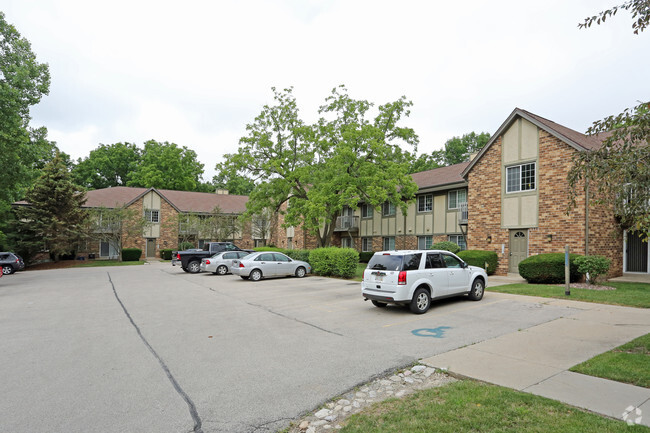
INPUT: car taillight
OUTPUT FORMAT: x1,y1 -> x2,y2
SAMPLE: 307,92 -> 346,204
176,253 -> 181,260
238,262 -> 245,268
205,260 -> 210,265
398,271 -> 407,285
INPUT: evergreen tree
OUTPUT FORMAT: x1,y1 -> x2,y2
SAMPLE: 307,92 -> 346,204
16,152 -> 87,260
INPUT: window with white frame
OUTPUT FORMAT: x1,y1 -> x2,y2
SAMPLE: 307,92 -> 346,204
417,194 -> 433,212
341,237 -> 352,248
448,189 -> 467,209
448,234 -> 466,251
418,235 -> 433,250
382,202 -> 396,216
383,237 -> 395,250
362,237 -> 372,252
361,204 -> 373,218
145,209 -> 160,223
506,162 -> 536,193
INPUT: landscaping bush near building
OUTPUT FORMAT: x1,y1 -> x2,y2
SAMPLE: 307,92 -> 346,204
309,247 -> 359,278
431,241 -> 461,254
253,246 -> 284,252
359,252 -> 374,263
518,253 -> 582,284
457,250 -> 499,275
159,249 -> 174,260
574,255 -> 611,284
179,241 -> 194,251
122,248 -> 142,261
284,249 -> 310,262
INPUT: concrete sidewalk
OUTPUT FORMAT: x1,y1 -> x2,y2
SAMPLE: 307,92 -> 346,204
421,293 -> 650,427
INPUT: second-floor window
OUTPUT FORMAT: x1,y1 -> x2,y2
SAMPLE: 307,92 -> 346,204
448,189 -> 467,209
506,162 -> 536,193
361,204 -> 373,218
417,194 -> 433,212
145,209 -> 160,223
382,202 -> 396,217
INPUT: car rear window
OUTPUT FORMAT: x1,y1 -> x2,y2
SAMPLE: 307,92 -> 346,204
367,253 -> 422,271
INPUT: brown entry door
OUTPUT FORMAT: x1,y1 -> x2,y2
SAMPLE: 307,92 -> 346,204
509,230 -> 528,273
146,239 -> 156,258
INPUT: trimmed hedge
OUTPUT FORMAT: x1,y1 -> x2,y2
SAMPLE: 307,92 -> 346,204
160,249 -> 174,260
359,252 -> 374,263
518,253 -> 582,284
179,241 -> 194,251
574,255 -> 611,284
284,249 -> 310,262
253,246 -> 284,252
431,241 -> 461,254
457,250 -> 499,275
122,248 -> 142,262
309,247 -> 359,278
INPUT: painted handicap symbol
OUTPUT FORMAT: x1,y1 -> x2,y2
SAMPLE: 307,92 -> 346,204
412,326 -> 452,338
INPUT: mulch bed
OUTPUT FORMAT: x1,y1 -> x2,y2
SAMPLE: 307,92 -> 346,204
560,283 -> 616,291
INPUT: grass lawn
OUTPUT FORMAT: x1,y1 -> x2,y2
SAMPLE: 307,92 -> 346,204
354,263 -> 366,280
488,282 -> 650,308
340,380 -> 648,433
570,333 -> 650,388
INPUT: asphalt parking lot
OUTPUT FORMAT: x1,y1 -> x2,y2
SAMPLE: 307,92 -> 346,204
0,263 -> 584,433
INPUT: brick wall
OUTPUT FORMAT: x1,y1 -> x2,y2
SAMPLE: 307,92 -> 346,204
468,129 -> 623,277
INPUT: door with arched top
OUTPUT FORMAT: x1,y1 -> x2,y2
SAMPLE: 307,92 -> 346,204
509,230 -> 528,273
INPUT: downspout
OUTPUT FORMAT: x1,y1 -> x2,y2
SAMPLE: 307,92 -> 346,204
585,179 -> 589,255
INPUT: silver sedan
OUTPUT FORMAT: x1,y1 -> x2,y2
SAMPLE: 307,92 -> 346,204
200,251 -> 251,275
231,252 -> 311,281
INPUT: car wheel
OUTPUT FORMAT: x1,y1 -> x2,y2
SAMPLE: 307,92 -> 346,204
409,288 -> 431,314
2,266 -> 13,275
295,266 -> 306,278
249,269 -> 262,281
216,265 -> 228,275
187,261 -> 201,273
468,278 -> 485,301
371,300 -> 388,308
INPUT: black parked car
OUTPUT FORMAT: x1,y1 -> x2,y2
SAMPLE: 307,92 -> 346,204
0,252 -> 25,275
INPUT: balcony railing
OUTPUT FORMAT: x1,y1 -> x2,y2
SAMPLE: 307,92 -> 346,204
335,215 -> 359,231
459,202 -> 468,224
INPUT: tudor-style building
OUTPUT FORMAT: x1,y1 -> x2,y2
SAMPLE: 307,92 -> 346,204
462,108 -> 646,277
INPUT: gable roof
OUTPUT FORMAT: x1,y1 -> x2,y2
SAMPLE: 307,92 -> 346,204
82,186 -> 248,214
461,108 -> 606,178
411,161 -> 469,190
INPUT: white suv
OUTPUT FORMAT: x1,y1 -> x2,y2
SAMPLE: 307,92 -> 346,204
361,250 -> 488,314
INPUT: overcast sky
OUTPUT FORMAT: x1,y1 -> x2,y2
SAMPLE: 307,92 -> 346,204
4,0 -> 649,181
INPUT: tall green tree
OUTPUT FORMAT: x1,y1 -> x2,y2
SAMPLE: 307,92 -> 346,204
0,12 -> 54,241
221,86 -> 418,247
212,169 -> 255,195
73,142 -> 141,189
127,140 -> 205,191
15,152 -> 87,260
410,131 -> 490,173
568,1 -> 650,239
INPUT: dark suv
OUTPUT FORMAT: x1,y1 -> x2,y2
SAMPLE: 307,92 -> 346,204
1,252 -> 25,275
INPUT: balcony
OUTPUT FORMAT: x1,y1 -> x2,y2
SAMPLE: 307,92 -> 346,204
335,215 -> 359,232
459,202 -> 468,225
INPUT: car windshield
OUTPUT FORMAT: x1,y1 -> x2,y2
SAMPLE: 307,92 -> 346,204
367,254 -> 403,271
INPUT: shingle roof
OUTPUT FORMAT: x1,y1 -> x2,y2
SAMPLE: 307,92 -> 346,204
82,186 -> 248,214
462,108 -> 608,178
410,162 -> 469,189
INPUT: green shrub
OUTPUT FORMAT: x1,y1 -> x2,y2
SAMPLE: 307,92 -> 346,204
457,250 -> 499,275
179,241 -> 194,251
160,249 -> 174,260
122,248 -> 142,261
359,251 -> 374,263
574,255 -> 611,284
285,249 -> 310,262
431,241 -> 461,254
518,253 -> 582,284
309,247 -> 359,278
